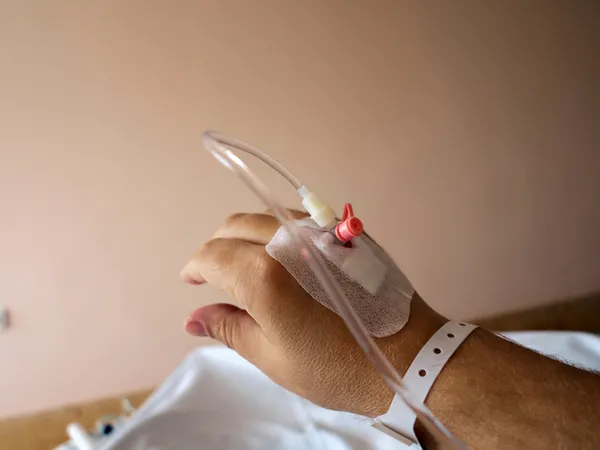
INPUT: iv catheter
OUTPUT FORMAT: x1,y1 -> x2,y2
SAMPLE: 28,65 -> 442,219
202,131 -> 465,449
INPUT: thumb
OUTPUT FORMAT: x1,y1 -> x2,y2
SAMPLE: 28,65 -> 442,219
185,303 -> 264,361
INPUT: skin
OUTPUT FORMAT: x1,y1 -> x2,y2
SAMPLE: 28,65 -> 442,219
181,211 -> 600,449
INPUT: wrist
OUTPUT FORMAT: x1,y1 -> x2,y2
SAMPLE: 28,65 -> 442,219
369,293 -> 447,416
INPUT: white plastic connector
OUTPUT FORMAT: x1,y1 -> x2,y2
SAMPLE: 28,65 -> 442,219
298,186 -> 337,229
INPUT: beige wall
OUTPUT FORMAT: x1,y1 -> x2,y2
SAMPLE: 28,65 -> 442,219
1,1 -> 598,417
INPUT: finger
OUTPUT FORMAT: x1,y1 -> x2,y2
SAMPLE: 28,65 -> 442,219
185,304 -> 267,365
181,271 -> 204,285
263,208 -> 310,220
180,238 -> 274,313
183,210 -> 310,285
182,237 -> 325,338
212,213 -> 281,245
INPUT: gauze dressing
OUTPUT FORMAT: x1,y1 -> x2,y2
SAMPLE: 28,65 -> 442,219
267,219 -> 414,338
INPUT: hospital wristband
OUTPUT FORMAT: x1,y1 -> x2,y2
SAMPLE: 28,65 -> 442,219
374,321 -> 478,447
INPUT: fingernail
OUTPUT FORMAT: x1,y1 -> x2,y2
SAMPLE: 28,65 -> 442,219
185,320 -> 207,337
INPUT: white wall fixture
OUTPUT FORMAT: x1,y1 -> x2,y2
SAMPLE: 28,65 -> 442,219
0,306 -> 9,332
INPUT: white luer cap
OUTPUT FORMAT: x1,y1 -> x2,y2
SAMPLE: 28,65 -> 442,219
298,186 -> 337,229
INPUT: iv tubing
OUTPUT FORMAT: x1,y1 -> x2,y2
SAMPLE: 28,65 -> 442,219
202,130 -> 464,449
202,131 -> 302,189
202,132 -> 336,228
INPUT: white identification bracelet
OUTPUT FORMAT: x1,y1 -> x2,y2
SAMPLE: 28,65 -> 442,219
374,321 -> 477,447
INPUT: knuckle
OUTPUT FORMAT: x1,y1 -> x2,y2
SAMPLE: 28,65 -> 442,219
230,253 -> 275,302
200,237 -> 227,256
225,212 -> 247,226
254,253 -> 278,283
198,239 -> 233,279
214,315 -> 238,349
254,254 -> 293,298
230,253 -> 269,300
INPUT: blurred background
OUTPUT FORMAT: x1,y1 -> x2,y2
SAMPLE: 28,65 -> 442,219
0,0 -> 598,426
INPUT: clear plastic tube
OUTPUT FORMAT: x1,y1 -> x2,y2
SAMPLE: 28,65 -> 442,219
202,130 -> 465,449
203,131 -> 303,189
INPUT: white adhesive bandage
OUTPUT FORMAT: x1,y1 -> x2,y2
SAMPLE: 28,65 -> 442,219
266,219 -> 414,338
376,321 -> 478,446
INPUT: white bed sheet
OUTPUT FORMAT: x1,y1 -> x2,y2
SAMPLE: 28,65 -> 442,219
92,331 -> 600,450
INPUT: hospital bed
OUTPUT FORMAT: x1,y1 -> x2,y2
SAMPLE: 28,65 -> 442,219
1,293 -> 598,450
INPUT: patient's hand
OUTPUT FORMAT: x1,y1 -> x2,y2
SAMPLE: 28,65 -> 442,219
181,211 -> 600,449
180,211 -> 444,417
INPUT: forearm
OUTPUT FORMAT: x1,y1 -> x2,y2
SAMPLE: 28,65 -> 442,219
416,328 -> 600,449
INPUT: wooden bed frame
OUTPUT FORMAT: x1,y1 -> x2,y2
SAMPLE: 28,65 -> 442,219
1,292 -> 598,450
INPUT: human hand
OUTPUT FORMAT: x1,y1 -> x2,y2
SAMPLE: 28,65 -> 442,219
180,211 -> 445,417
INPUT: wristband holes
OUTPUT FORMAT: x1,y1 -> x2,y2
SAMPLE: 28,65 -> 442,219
433,348 -> 441,354
418,369 -> 427,377
447,333 -> 455,338
459,323 -> 466,327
